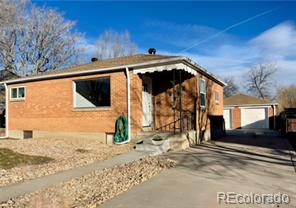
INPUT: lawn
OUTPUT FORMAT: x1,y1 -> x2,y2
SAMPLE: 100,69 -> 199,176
0,148 -> 54,169
0,137 -> 132,187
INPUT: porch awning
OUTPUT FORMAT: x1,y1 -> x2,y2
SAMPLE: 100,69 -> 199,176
133,63 -> 197,76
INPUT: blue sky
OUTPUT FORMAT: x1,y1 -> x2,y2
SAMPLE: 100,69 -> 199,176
34,1 -> 296,86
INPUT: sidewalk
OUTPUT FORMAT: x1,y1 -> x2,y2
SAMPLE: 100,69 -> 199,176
0,150 -> 145,203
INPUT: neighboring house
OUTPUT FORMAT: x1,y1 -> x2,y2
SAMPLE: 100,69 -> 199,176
1,54 -> 226,141
223,94 -> 277,130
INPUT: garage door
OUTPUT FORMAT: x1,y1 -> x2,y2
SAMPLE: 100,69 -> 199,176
223,109 -> 231,130
241,108 -> 269,129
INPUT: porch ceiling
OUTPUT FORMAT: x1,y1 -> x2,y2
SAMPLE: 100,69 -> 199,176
133,63 -> 197,76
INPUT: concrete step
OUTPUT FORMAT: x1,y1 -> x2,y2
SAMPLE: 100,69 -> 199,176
135,139 -> 170,155
135,131 -> 174,142
135,131 -> 193,155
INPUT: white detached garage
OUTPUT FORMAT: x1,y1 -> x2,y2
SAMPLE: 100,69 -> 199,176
223,94 -> 277,130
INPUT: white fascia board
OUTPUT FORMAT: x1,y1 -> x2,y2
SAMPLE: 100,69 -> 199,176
133,63 -> 198,76
239,106 -> 272,109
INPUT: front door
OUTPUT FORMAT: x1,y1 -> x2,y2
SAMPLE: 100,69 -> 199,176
142,76 -> 153,127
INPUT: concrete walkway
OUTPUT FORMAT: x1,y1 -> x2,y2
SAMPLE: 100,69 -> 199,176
0,150 -> 145,203
101,130 -> 296,208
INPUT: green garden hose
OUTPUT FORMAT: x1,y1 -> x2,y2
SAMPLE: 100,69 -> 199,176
114,115 -> 128,143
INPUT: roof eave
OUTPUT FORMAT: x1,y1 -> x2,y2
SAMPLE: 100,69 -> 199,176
0,56 -> 226,86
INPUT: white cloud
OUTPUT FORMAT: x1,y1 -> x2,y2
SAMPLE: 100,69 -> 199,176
76,37 -> 97,58
155,21 -> 296,90
144,20 -> 237,50
250,21 -> 296,59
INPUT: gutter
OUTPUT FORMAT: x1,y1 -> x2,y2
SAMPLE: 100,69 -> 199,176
0,57 -> 226,87
273,104 -> 277,129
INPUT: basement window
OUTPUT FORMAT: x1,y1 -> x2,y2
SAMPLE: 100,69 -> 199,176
10,87 -> 25,101
200,79 -> 206,108
74,77 -> 111,108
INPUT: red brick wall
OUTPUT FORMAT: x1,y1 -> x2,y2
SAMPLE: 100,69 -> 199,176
8,69 -> 224,137
130,73 -> 142,135
153,72 -> 224,131
8,71 -> 128,134
231,107 -> 241,129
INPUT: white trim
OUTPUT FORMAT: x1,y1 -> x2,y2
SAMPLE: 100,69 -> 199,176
199,78 -> 206,108
239,106 -> 272,109
1,57 -> 226,86
72,81 -> 76,108
133,63 -> 197,76
223,107 -> 235,110
214,90 -> 219,104
10,86 -> 26,101
72,77 -> 111,109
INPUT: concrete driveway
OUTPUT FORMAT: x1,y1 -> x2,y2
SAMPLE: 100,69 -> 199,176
101,130 -> 296,208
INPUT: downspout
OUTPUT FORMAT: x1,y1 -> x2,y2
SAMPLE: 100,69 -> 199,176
273,104 -> 276,130
126,67 -> 131,143
117,67 -> 131,144
0,83 -> 8,138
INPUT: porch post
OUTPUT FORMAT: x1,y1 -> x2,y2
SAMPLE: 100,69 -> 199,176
173,70 -> 176,134
179,70 -> 183,133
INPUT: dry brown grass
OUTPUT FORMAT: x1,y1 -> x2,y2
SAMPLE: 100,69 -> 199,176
1,156 -> 176,208
0,137 -> 132,187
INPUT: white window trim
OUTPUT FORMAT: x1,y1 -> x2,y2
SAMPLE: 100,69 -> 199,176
10,86 -> 26,101
72,77 -> 111,110
200,78 -> 206,108
214,90 -> 219,104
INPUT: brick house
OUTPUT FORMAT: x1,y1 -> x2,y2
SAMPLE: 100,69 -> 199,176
223,94 -> 278,130
1,54 -> 226,141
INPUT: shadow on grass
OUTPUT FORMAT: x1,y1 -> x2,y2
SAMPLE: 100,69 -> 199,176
0,148 -> 54,169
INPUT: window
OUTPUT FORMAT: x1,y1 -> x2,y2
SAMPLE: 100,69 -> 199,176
10,87 -> 25,100
199,79 -> 206,108
214,91 -> 219,104
74,77 -> 110,108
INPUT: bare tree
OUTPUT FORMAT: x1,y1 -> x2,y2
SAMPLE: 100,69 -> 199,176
0,1 -> 82,77
245,62 -> 277,99
223,76 -> 239,97
276,85 -> 296,111
95,30 -> 136,60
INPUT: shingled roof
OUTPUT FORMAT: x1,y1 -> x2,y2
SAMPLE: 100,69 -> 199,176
224,94 -> 275,106
1,53 -> 226,86
43,54 -> 178,76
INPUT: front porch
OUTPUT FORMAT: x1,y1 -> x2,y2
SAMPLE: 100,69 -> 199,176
137,69 -> 198,134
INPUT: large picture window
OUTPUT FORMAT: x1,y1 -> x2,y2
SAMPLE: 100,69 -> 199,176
200,79 -> 206,108
74,77 -> 111,108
